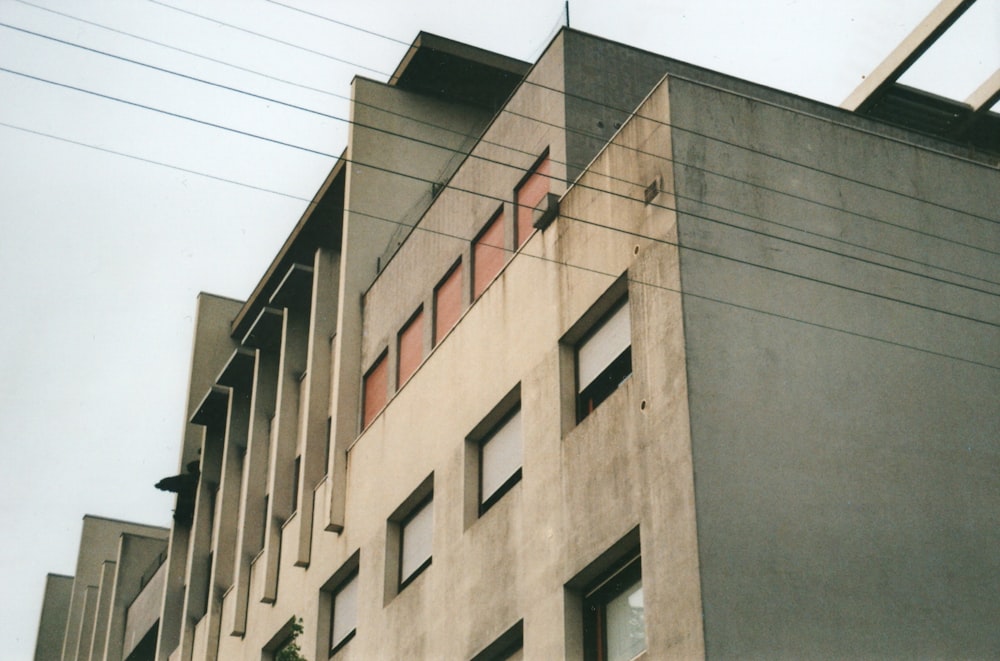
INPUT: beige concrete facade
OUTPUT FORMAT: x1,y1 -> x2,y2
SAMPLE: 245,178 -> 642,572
34,515 -> 168,661
36,24 -> 1000,661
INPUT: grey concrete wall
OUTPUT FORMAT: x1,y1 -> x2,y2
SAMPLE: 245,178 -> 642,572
35,573 -> 73,661
156,294 -> 242,661
562,31 -> 678,184
120,543 -> 167,661
669,76 -> 1000,658
57,516 -> 167,661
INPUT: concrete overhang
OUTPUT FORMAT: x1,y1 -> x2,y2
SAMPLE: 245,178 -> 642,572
388,31 -> 530,110
842,0 -> 999,154
231,154 -> 345,341
269,263 -> 314,310
190,385 -> 230,426
216,348 -> 256,390
241,306 -> 284,351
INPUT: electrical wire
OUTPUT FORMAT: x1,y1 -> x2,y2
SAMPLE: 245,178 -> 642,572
5,7 -> 996,267
231,0 -> 1000,226
145,0 -> 394,76
0,120 -> 314,202
0,66 -> 337,159
2,63 -> 998,329
2,21 -> 997,295
0,111 -> 995,372
3,11 -> 998,335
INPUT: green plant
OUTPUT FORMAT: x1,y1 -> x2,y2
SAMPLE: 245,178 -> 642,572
275,617 -> 307,661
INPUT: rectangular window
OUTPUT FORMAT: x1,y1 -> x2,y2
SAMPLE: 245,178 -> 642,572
397,307 -> 424,387
577,298 -> 631,421
399,496 -> 433,589
515,153 -> 550,248
434,261 -> 463,345
329,571 -> 358,654
362,351 -> 388,428
583,554 -> 644,661
473,207 -> 506,299
480,407 -> 523,513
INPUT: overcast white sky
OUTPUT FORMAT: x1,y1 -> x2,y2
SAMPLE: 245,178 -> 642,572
1,0 -> 996,658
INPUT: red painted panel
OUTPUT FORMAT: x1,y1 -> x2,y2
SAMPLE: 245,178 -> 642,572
473,209 -> 506,299
362,353 -> 387,427
397,308 -> 424,387
515,155 -> 550,247
434,261 -> 463,345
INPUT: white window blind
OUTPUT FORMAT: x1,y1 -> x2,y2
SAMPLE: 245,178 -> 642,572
577,300 -> 631,389
400,499 -> 433,583
481,409 -> 523,505
331,573 -> 358,649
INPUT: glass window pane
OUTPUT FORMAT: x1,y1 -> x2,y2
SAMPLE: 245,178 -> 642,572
481,409 -> 522,504
400,500 -> 433,583
363,354 -> 388,427
516,156 -> 550,247
435,263 -> 463,344
331,573 -> 358,649
398,309 -> 424,386
605,578 -> 645,661
474,210 -> 506,298
578,299 -> 631,390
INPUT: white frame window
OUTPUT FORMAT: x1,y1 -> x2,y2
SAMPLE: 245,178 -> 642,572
576,297 -> 632,421
480,407 -> 523,512
399,496 -> 433,588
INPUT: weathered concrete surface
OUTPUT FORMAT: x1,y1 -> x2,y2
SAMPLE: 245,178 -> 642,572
670,75 -> 1000,659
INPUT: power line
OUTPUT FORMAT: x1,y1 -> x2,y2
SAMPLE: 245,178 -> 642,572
0,66 -> 337,159
262,0 -> 411,47
11,3 -> 996,251
341,202 -> 1000,374
2,21 -> 997,324
146,0 -> 395,77
254,0 -> 1000,227
3,20 -> 997,291
0,120 -> 313,202
1,103 -> 995,369
12,0 -> 352,103
3,57 -> 998,317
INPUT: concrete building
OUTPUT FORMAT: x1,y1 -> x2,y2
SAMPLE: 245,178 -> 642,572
36,10 -> 999,661
33,516 -> 168,661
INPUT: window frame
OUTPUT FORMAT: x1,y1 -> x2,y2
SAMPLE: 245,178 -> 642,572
362,350 -> 388,428
582,553 -> 644,661
514,149 -> 551,248
433,259 -> 464,346
328,569 -> 359,655
396,305 -> 425,388
398,494 -> 434,590
478,405 -> 523,514
472,205 -> 507,299
575,296 -> 632,423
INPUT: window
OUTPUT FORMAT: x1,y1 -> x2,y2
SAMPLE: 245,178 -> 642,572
397,307 -> 424,387
261,616 -> 304,661
362,351 -> 388,428
576,297 -> 631,421
583,554 -> 644,661
473,207 -> 506,299
515,152 -> 550,248
329,571 -> 358,654
399,496 -> 433,588
479,407 -> 522,513
434,260 -> 464,345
